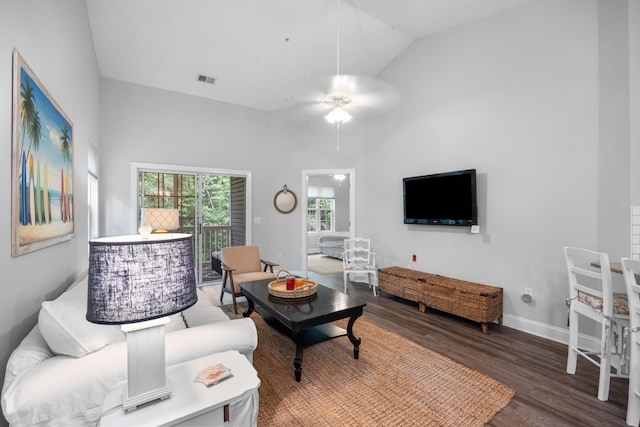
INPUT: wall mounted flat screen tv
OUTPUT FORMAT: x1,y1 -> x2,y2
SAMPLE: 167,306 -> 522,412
403,169 -> 477,226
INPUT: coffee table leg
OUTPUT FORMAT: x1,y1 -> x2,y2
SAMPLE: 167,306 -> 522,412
293,334 -> 304,382
242,298 -> 254,318
347,313 -> 363,359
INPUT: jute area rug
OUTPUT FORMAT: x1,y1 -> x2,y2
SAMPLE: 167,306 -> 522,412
250,314 -> 514,427
307,254 -> 344,275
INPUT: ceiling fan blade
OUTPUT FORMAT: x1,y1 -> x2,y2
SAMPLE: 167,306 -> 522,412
292,73 -> 399,122
349,87 -> 399,110
288,99 -> 333,122
299,74 -> 396,101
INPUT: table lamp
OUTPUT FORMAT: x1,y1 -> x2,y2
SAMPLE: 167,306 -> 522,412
143,208 -> 180,233
87,233 -> 197,411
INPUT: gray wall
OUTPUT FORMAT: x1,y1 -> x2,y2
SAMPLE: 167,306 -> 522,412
0,1 -> 99,424
98,78 -> 272,239
363,0 -> 635,340
99,77 -> 365,268
632,0 -> 640,204
73,0 -> 640,343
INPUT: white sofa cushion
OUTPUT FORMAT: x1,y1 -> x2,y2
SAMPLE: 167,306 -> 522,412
181,290 -> 230,327
38,277 -> 125,357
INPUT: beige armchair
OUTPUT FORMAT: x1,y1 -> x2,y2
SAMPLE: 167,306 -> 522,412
220,245 -> 277,313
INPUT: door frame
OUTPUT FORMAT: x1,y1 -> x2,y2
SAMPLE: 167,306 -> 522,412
130,162 -> 252,282
300,168 -> 355,277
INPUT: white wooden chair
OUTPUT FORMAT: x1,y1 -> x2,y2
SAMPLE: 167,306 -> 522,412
564,247 -> 629,401
342,238 -> 378,295
621,258 -> 640,426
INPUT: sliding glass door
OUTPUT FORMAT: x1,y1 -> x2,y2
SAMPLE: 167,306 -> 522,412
135,164 -> 248,285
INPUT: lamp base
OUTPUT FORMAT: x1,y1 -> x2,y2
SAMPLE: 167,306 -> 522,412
121,317 -> 171,412
123,383 -> 171,412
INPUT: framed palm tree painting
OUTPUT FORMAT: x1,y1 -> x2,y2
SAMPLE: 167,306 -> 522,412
11,50 -> 75,257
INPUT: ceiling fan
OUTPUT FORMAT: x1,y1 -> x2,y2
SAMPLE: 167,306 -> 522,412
298,0 -> 399,128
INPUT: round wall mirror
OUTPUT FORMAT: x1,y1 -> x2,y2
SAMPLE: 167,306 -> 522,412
274,189 -> 297,214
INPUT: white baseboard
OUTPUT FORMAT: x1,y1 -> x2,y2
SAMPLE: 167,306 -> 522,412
503,313 -> 569,345
504,314 -> 601,353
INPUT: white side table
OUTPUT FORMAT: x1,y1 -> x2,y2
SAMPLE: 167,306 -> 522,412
99,350 -> 260,426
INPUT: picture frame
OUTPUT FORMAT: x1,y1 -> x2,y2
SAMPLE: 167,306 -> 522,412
11,49 -> 75,257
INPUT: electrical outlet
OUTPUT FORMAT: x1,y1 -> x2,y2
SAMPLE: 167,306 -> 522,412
412,254 -> 417,262
277,253 -> 282,260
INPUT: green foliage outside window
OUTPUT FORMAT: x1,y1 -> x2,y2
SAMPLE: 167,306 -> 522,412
200,175 -> 230,226
139,172 -> 230,227
307,197 -> 334,232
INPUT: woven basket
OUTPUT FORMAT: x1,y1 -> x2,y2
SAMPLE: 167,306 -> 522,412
378,266 -> 503,327
268,270 -> 318,299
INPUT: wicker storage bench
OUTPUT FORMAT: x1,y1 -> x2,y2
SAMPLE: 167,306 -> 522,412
378,266 -> 503,333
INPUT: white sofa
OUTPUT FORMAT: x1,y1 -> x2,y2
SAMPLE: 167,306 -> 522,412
1,274 -> 257,426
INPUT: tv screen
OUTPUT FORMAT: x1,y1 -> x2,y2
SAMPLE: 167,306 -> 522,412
403,169 -> 477,226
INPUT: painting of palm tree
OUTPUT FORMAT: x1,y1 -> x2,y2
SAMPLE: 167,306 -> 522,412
11,50 -> 75,257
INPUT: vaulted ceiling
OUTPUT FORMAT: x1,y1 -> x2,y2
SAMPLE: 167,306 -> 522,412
86,0 -> 531,112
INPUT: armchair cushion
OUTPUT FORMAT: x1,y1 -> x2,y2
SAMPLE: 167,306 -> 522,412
222,246 -> 262,274
230,272 -> 276,293
220,245 -> 276,313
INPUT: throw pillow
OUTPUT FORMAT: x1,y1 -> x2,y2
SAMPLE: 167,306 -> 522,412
38,276 -> 125,357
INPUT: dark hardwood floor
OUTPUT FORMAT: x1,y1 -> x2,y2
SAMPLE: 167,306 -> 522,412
307,271 -> 631,427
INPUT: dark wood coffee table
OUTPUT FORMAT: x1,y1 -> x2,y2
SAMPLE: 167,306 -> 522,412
239,279 -> 366,382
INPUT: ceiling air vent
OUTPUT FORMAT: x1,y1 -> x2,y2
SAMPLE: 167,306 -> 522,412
196,74 -> 216,85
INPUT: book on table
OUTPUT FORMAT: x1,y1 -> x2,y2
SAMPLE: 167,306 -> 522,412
194,363 -> 232,386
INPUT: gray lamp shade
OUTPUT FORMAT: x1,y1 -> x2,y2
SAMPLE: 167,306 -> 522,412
87,233 -> 197,324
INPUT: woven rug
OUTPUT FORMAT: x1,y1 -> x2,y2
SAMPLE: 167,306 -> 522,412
307,254 -> 343,275
251,315 -> 514,426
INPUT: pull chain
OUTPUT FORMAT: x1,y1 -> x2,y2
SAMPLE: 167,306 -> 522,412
336,0 -> 340,77
336,0 -> 341,153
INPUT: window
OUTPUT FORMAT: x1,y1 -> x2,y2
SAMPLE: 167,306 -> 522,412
133,163 -> 248,285
138,172 -> 231,229
307,198 -> 334,232
138,172 -> 194,227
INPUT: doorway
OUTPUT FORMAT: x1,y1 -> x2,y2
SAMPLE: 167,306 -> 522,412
131,162 -> 252,285
300,169 -> 355,278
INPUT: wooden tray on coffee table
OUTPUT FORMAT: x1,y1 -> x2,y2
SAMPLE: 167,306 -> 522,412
268,279 -> 318,299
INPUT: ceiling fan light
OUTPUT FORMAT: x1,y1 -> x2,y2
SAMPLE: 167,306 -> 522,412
325,106 -> 352,124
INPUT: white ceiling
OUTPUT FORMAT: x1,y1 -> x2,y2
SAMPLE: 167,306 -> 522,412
86,0 -> 531,112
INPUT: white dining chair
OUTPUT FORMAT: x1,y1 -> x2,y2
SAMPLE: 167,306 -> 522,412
342,238 -> 378,295
564,247 -> 629,401
621,258 -> 640,426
